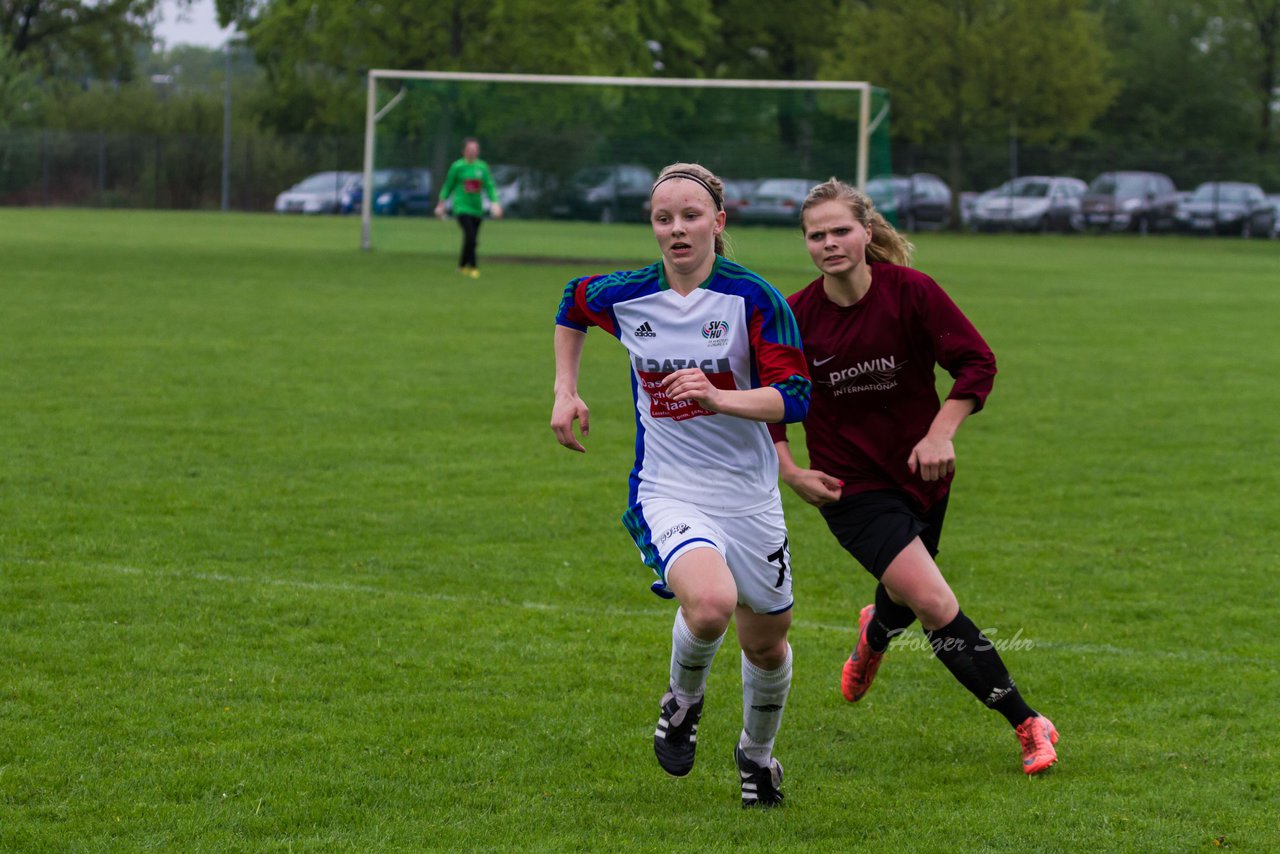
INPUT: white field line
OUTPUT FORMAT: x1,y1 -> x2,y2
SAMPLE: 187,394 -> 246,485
6,558 -> 1272,668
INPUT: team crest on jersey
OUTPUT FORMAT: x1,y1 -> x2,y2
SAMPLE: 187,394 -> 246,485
702,320 -> 729,347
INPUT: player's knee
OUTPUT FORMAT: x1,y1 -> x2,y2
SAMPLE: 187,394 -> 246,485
741,636 -> 789,670
912,587 -> 959,628
680,595 -> 735,637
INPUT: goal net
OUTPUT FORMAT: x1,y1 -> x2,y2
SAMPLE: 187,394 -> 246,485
360,70 -> 890,252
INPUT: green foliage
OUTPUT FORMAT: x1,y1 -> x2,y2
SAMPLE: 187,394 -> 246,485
702,0 -> 847,156
709,0 -> 842,79
0,43 -> 359,210
629,0 -> 720,77
42,80 -> 220,135
1091,0 -> 1251,150
825,0 -> 1113,147
2,210 -> 1279,849
4,0 -> 1278,197
818,0 -> 1114,216
0,0 -> 158,80
1206,0 -> 1280,151
0,40 -> 42,128
140,44 -> 244,90
220,0 -> 720,136
980,0 -> 1116,143
1088,0 -> 1279,159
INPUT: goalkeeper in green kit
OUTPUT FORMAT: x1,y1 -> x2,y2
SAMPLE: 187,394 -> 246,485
435,137 -> 503,278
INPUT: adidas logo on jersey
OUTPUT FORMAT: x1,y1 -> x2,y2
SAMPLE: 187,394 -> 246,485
634,322 -> 657,338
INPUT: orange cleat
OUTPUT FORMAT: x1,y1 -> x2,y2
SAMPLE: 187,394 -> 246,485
1015,715 -> 1059,775
841,603 -> 884,702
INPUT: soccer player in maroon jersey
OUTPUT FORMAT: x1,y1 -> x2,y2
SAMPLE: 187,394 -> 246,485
768,178 -> 1059,775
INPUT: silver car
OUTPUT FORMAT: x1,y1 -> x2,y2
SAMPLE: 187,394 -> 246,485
971,176 -> 1087,233
274,171 -> 359,214
735,178 -> 816,225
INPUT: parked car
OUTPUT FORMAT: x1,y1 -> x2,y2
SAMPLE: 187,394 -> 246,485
370,168 -> 433,216
721,179 -> 760,221
734,178 -> 815,225
274,171 -> 358,214
490,164 -> 557,218
1078,171 -> 1179,234
1174,181 -> 1275,237
864,173 -> 952,230
970,175 -> 1087,233
339,168 -> 432,215
550,164 -> 655,223
1269,195 -> 1280,238
959,190 -> 985,228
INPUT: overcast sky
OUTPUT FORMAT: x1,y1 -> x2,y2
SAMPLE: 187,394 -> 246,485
154,0 -> 236,49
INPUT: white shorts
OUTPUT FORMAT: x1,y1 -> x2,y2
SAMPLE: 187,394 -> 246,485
622,497 -> 793,615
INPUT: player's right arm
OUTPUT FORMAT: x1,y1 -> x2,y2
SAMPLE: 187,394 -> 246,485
551,326 -> 590,452
552,272 -> 621,452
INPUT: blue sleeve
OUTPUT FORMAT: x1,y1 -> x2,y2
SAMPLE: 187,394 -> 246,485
772,375 -> 810,424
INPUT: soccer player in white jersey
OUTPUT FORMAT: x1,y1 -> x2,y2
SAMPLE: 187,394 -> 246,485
551,163 -> 811,808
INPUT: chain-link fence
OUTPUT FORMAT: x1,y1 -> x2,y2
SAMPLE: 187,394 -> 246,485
2,127 -> 1275,219
0,129 -> 362,211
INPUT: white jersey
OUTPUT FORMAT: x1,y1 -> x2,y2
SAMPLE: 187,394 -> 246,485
556,256 -> 810,514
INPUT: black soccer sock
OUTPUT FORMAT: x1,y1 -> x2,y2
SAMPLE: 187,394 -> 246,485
925,610 -> 1037,727
866,582 -> 917,653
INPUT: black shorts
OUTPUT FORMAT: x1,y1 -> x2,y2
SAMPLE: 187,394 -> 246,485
818,490 -> 949,580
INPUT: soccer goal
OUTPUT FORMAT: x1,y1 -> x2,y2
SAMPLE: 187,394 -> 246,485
360,69 -> 890,251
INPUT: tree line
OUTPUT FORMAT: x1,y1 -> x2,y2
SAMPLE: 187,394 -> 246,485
2,0 -> 1277,211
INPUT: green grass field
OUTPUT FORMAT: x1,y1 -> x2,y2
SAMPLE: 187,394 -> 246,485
2,209 -> 1277,851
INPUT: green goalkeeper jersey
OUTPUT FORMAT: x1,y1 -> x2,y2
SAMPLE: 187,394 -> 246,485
438,158 -> 498,217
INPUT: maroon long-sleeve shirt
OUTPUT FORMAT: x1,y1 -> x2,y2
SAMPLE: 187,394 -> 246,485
768,262 -> 996,511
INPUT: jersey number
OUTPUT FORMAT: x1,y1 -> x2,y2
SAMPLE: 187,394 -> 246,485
767,538 -> 790,589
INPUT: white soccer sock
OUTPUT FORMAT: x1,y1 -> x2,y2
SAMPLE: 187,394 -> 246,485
739,643 -> 793,766
670,608 -> 724,705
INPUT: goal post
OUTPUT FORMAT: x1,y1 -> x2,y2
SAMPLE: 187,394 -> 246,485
360,69 -> 890,251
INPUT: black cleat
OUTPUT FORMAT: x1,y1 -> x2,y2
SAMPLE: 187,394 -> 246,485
653,687 -> 703,777
735,745 -> 784,808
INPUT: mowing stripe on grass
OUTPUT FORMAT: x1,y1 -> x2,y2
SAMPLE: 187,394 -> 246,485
11,556 -> 1270,668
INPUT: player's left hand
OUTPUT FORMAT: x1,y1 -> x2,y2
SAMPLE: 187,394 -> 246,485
908,435 -> 956,482
491,202 -> 504,219
662,367 -> 722,411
